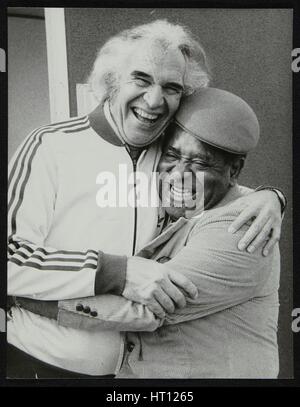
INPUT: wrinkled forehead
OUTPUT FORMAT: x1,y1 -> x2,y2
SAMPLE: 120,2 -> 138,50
122,40 -> 186,81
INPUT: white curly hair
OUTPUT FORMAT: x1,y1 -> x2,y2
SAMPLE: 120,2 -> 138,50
88,19 -> 211,104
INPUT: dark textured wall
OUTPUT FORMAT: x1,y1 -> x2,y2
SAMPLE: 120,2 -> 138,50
64,8 -> 293,378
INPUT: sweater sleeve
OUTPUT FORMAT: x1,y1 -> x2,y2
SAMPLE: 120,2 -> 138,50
8,128 -> 126,300
57,294 -> 160,332
162,217 -> 278,325
57,215 -> 277,331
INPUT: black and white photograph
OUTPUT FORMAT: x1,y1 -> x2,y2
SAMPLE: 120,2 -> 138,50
1,3 -> 299,388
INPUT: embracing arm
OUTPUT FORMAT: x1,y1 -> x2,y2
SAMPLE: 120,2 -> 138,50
162,218 -> 278,325
11,294 -> 161,332
60,211 -> 278,329
29,212 -> 277,331
230,185 -> 286,256
12,254 -> 196,330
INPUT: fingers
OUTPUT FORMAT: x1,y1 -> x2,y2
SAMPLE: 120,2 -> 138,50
243,218 -> 273,254
146,299 -> 166,319
236,210 -> 271,251
144,279 -> 184,317
162,279 -> 187,309
262,226 -> 281,257
169,271 -> 198,300
154,289 -> 176,314
149,274 -> 194,316
145,283 -> 185,317
228,206 -> 255,234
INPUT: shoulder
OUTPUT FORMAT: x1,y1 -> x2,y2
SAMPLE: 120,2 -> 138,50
191,204 -> 247,236
189,211 -> 245,253
28,116 -> 92,157
189,205 -> 279,273
189,206 -> 258,258
30,115 -> 90,144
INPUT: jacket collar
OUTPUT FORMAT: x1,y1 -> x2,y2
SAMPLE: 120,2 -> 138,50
88,103 -> 145,164
88,103 -> 124,147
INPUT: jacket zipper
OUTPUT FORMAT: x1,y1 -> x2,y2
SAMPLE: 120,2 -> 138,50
131,157 -> 138,256
124,144 -> 139,256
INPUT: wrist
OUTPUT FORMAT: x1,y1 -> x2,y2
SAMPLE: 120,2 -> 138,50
95,252 -> 127,295
255,185 -> 287,215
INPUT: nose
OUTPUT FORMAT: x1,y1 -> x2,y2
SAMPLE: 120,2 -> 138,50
175,161 -> 190,175
171,161 -> 192,184
143,85 -> 164,109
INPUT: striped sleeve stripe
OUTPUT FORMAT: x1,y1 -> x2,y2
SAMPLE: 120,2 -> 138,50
7,115 -> 101,271
12,253 -> 98,268
8,116 -> 89,215
9,251 -> 98,265
8,241 -> 98,258
8,242 -> 99,270
8,116 -> 90,213
8,246 -> 14,256
8,115 -> 89,192
9,251 -> 98,266
8,116 -> 90,238
9,257 -> 97,271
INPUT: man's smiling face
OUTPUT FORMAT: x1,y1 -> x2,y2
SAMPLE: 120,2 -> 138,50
109,42 -> 186,147
158,126 -> 234,220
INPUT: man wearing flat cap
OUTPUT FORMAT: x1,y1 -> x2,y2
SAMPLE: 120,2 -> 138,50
8,20 -> 286,378
20,88 -> 280,378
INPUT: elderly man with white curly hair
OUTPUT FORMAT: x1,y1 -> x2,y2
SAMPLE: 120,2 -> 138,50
7,20 -> 285,378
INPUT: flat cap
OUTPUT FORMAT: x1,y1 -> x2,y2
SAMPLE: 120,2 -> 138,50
174,88 -> 260,154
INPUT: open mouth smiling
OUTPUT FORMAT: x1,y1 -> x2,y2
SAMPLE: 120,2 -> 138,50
159,177 -> 200,210
132,107 -> 162,124
170,185 -> 196,203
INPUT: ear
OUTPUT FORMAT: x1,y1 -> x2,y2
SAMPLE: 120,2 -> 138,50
229,157 -> 245,186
